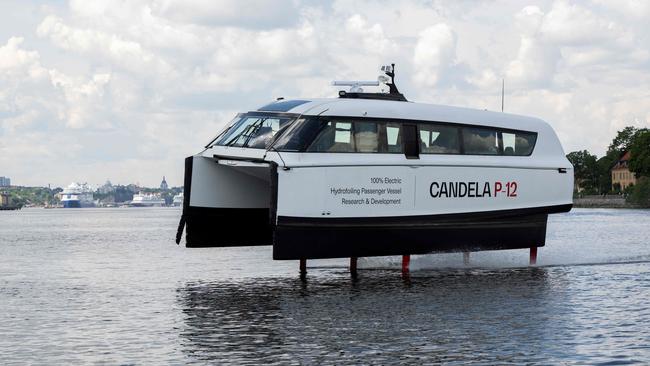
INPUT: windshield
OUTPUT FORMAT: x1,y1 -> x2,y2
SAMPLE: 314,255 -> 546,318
209,113 -> 297,149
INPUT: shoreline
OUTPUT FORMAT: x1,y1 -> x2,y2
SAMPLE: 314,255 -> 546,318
572,196 -> 638,209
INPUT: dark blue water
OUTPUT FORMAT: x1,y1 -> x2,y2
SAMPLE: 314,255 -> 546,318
1,208 -> 649,364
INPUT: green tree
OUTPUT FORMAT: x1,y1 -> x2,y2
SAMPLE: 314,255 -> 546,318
629,130 -> 650,178
594,126 -> 649,194
607,126 -> 639,154
596,154 -> 616,193
566,150 -> 598,192
627,177 -> 650,207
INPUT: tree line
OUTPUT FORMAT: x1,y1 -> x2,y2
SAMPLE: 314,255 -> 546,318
566,126 -> 650,206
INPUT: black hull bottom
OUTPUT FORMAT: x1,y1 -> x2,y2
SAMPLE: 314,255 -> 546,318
185,207 -> 272,248
273,212 -> 549,260
182,204 -> 571,259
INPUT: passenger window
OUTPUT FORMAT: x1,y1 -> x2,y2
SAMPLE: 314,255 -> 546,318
354,122 -> 379,153
386,123 -> 402,153
502,131 -> 536,156
306,120 -> 385,153
308,122 -> 355,152
335,122 -> 352,144
418,124 -> 460,154
502,132 -> 516,155
462,127 -> 501,155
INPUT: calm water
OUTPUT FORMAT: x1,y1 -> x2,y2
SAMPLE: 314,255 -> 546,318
1,208 -> 649,365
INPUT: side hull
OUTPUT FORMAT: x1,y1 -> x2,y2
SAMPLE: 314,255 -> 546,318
62,200 -> 94,208
181,155 -> 273,248
62,200 -> 81,208
273,204 -> 570,260
185,206 -> 272,248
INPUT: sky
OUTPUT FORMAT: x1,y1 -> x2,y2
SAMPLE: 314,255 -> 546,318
0,0 -> 649,187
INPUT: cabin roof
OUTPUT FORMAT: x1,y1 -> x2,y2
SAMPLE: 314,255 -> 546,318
256,98 -> 548,132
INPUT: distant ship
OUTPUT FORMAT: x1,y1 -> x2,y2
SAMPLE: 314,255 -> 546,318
61,183 -> 94,208
131,192 -> 166,207
172,192 -> 183,207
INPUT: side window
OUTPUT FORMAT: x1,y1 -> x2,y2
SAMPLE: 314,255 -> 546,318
418,124 -> 460,154
354,121 -> 379,153
462,127 -> 501,155
307,120 -> 379,153
386,123 -> 402,153
334,122 -> 352,144
308,121 -> 355,152
502,131 -> 536,156
306,120 -> 390,153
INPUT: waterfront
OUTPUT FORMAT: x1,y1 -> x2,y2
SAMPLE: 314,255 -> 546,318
1,208 -> 649,364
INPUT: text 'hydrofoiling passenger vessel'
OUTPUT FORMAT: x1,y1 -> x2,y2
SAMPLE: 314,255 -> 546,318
175,64 -> 573,269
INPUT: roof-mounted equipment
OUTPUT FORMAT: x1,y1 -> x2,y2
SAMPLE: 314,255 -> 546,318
334,63 -> 408,102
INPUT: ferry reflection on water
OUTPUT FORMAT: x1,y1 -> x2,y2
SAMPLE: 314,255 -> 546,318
176,268 -> 577,364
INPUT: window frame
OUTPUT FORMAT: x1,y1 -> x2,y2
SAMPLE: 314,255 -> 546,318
270,115 -> 538,157
417,123 -> 462,156
302,118 -> 407,154
206,112 -> 300,149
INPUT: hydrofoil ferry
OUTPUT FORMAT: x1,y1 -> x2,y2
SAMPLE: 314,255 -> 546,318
176,65 -> 573,266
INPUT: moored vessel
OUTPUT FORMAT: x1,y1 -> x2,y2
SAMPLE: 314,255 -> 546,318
60,183 -> 94,208
131,192 -> 166,207
172,192 -> 183,207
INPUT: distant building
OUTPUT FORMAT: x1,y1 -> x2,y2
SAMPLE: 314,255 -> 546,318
160,176 -> 168,190
611,151 -> 637,191
1,191 -> 10,206
0,176 -> 10,187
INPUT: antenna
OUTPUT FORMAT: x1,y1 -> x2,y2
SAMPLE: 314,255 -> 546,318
331,80 -> 379,93
501,78 -> 505,112
381,63 -> 400,94
331,63 -> 408,101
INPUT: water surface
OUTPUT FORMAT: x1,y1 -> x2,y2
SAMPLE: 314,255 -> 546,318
1,208 -> 649,364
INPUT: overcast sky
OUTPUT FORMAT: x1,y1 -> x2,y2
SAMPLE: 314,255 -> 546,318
1,0 -> 649,187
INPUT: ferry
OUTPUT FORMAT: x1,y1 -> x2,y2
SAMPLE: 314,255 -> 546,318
175,65 -> 573,265
172,192 -> 184,207
60,183 -> 94,208
131,192 -> 166,207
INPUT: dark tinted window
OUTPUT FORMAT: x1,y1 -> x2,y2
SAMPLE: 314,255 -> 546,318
462,127 -> 501,155
502,131 -> 537,156
305,120 -> 402,153
271,117 -> 537,156
419,124 -> 460,154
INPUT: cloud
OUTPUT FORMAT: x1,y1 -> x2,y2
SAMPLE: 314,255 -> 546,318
37,15 -> 174,77
0,37 -> 48,80
1,0 -> 649,187
150,0 -> 300,29
412,23 -> 457,88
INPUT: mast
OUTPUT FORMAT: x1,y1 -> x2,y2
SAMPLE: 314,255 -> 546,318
501,78 -> 505,112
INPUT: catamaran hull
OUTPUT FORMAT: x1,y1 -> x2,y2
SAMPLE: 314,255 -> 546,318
272,207 -> 569,260
179,155 -> 572,259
